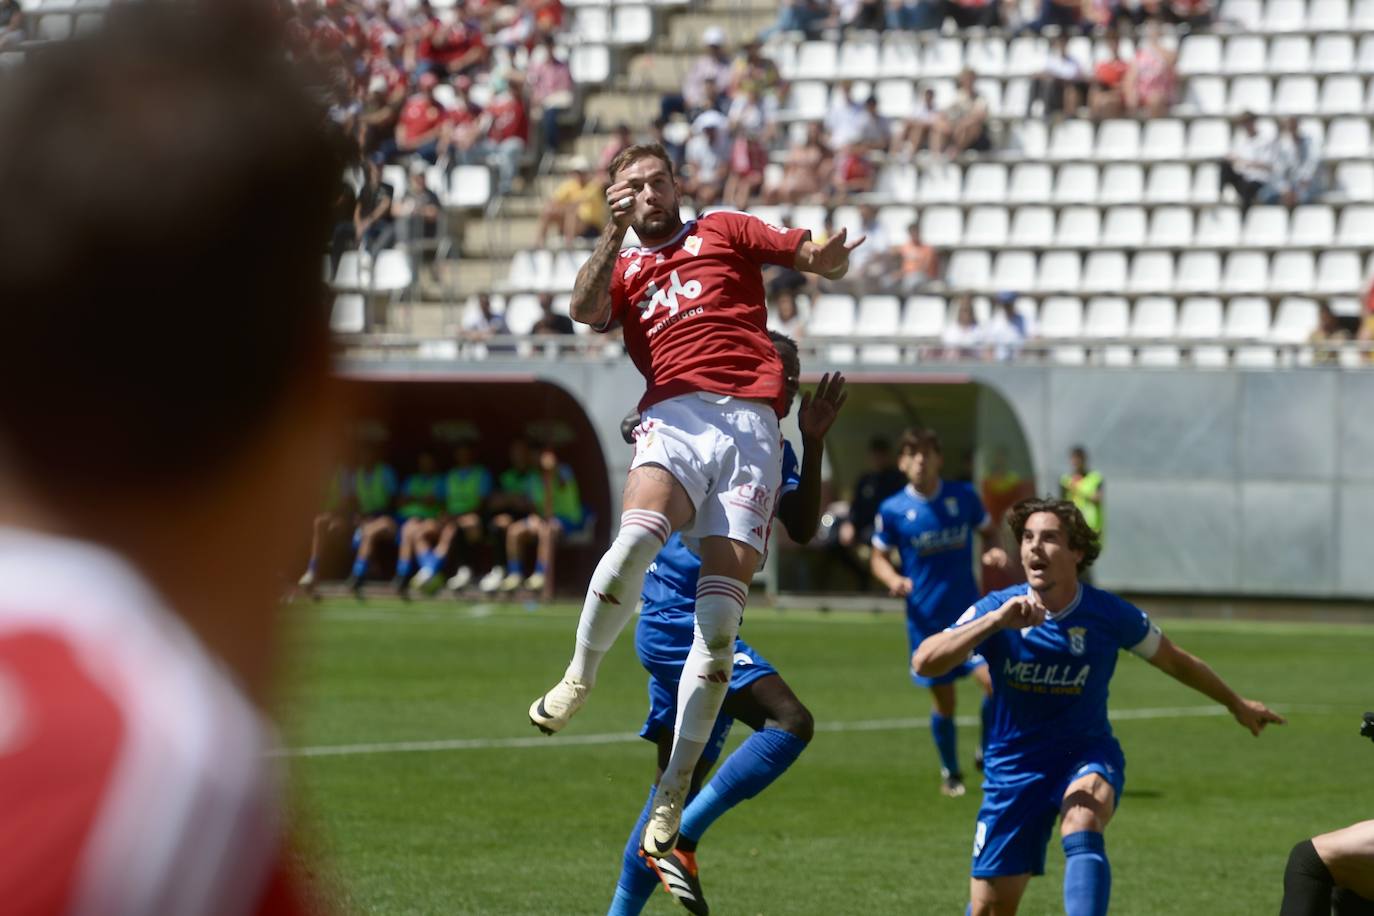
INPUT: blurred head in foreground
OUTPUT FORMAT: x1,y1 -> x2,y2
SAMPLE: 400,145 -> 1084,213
0,4 -> 342,908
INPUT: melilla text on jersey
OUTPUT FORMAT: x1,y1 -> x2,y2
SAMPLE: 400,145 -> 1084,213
1002,658 -> 1091,695
908,522 -> 972,556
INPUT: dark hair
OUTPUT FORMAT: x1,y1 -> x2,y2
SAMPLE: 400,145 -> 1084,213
898,427 -> 943,456
868,436 -> 891,453
1070,445 -> 1088,460
607,142 -> 676,183
1007,497 -> 1101,573
0,1 -> 342,497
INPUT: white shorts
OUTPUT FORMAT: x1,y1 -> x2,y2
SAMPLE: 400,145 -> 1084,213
630,392 -> 782,557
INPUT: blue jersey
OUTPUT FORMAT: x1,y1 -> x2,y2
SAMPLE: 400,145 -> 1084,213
638,440 -> 801,658
954,583 -> 1161,775
872,481 -> 989,632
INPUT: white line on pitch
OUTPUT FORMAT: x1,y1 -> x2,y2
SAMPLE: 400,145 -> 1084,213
276,704 -> 1322,759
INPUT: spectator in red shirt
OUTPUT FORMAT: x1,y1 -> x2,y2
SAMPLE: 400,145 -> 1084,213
376,72 -> 446,164
1089,32 -> 1129,120
421,20 -> 486,78
831,142 -> 876,203
437,81 -> 487,166
483,75 -> 529,195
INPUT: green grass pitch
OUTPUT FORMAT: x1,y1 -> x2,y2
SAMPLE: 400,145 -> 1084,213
280,600 -> 1374,915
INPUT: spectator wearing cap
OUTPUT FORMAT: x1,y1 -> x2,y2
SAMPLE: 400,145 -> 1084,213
482,74 -> 529,195
522,34 -> 575,158
662,27 -> 734,122
683,109 -> 732,206
536,158 -> 607,246
898,223 -> 941,293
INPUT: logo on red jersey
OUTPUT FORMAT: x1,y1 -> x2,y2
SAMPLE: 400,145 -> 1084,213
683,235 -> 702,256
636,270 -> 703,323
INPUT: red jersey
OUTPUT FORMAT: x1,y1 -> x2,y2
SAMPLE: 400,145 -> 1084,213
605,211 -> 808,416
398,93 -> 443,144
0,529 -> 311,916
486,93 -> 528,144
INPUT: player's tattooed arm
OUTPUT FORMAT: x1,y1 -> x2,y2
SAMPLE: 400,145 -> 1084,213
569,220 -> 627,327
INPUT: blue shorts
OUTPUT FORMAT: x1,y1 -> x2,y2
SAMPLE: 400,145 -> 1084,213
970,740 -> 1127,879
906,614 -> 987,687
556,514 -> 590,536
636,611 -> 778,766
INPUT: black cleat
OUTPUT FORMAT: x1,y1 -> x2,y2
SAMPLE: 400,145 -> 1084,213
646,849 -> 709,915
975,745 -> 985,773
343,576 -> 364,601
392,576 -> 411,602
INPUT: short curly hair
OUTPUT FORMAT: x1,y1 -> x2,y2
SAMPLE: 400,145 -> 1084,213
1007,497 -> 1101,574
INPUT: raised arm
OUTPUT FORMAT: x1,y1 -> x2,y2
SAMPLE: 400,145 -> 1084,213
793,227 -> 866,281
1146,635 -> 1286,736
569,178 -> 636,326
914,594 -> 1044,678
776,373 -> 847,543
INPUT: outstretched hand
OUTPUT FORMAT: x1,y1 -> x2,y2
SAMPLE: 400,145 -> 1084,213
798,372 -> 848,442
813,228 -> 866,281
1232,698 -> 1286,736
995,595 -> 1046,630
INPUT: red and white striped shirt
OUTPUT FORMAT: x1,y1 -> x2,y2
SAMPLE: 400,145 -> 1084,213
0,528 -> 307,916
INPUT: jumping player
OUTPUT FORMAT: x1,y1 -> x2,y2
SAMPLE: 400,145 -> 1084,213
914,498 -> 1284,916
527,142 -> 863,858
869,427 -> 1006,797
609,335 -> 846,916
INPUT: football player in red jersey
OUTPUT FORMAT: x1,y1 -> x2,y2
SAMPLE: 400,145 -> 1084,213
528,142 -> 864,859
0,4 -> 342,912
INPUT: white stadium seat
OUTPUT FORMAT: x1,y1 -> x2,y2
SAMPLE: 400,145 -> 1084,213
1038,250 -> 1083,293
330,294 -> 366,333
924,38 -> 964,77
796,42 -> 839,80
1011,206 -> 1056,246
839,39 -> 882,80
1188,76 -> 1227,114
1290,205 -> 1335,245
1084,297 -> 1130,337
1273,76 -> 1318,115
1003,78 -> 1033,118
1268,36 -> 1311,74
1054,164 -> 1098,204
1132,296 -> 1179,337
921,205 -> 964,246
875,79 -> 914,118
993,251 -> 1037,293
1325,118 -> 1370,158
903,295 -> 948,337
1315,251 -> 1362,293
920,165 -> 962,203
333,250 -> 369,289
1082,251 -> 1128,293
1337,205 -> 1374,245
1055,207 -> 1101,247
1148,206 -> 1195,247
1228,76 -> 1273,114
1242,206 -> 1289,246
1309,0 -> 1350,29
1272,297 -> 1319,343
1224,297 -> 1272,339
1224,0 -> 1265,29
1336,162 -> 1374,200
1264,0 -> 1306,31
856,295 -> 903,363
1193,163 -> 1223,204
879,39 -> 920,78
1006,36 -> 1045,76
1356,0 -> 1374,28
1196,207 -> 1242,246
570,44 -> 611,83
1012,119 -> 1049,159
1269,250 -> 1317,293
1312,35 -> 1354,74
449,164 -> 492,208
1320,75 -> 1364,115
1129,251 -> 1175,294
372,249 -> 413,293
1223,251 -> 1270,293
1224,36 -> 1266,74
1141,119 -> 1186,159
503,294 -> 543,335
965,206 -> 1010,246
946,250 -> 992,290
875,163 -> 918,203
966,38 -> 1008,77
1177,251 -> 1223,293
1179,296 -> 1225,337
964,163 -> 1009,203
1145,164 -> 1192,203
1187,118 -> 1231,159
1097,120 -> 1141,159
1048,120 -> 1095,160
1039,296 -> 1085,336
1358,35 -> 1374,73
1102,207 -> 1147,247
1009,163 -> 1053,202
1178,34 -> 1222,75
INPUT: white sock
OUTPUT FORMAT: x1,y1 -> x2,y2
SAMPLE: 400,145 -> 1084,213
659,574 -> 747,795
566,510 -> 671,685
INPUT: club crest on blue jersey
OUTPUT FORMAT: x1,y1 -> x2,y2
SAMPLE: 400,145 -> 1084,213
1068,626 -> 1087,656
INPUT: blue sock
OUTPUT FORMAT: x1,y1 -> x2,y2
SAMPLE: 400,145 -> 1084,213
507,559 -> 522,575
308,558 -> 318,574
350,557 -> 368,580
931,713 -> 960,776
1063,831 -> 1111,916
964,905 -> 973,916
535,559 -> 546,574
397,557 -> 414,579
422,551 -> 444,574
980,696 -> 993,758
419,550 -> 435,569
607,787 -> 660,916
680,728 -> 807,844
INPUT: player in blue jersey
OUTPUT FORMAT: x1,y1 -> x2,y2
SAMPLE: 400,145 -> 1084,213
607,333 -> 847,916
914,497 -> 1284,916
869,427 -> 1007,797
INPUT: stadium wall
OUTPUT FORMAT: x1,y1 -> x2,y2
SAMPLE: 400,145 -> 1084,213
342,360 -> 1373,600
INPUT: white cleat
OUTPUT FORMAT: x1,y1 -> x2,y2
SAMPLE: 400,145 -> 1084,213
477,566 -> 505,593
297,569 -> 315,588
642,785 -> 686,858
499,572 -> 523,592
528,675 -> 591,735
446,566 -> 473,592
522,571 -> 545,592
410,566 -> 440,596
